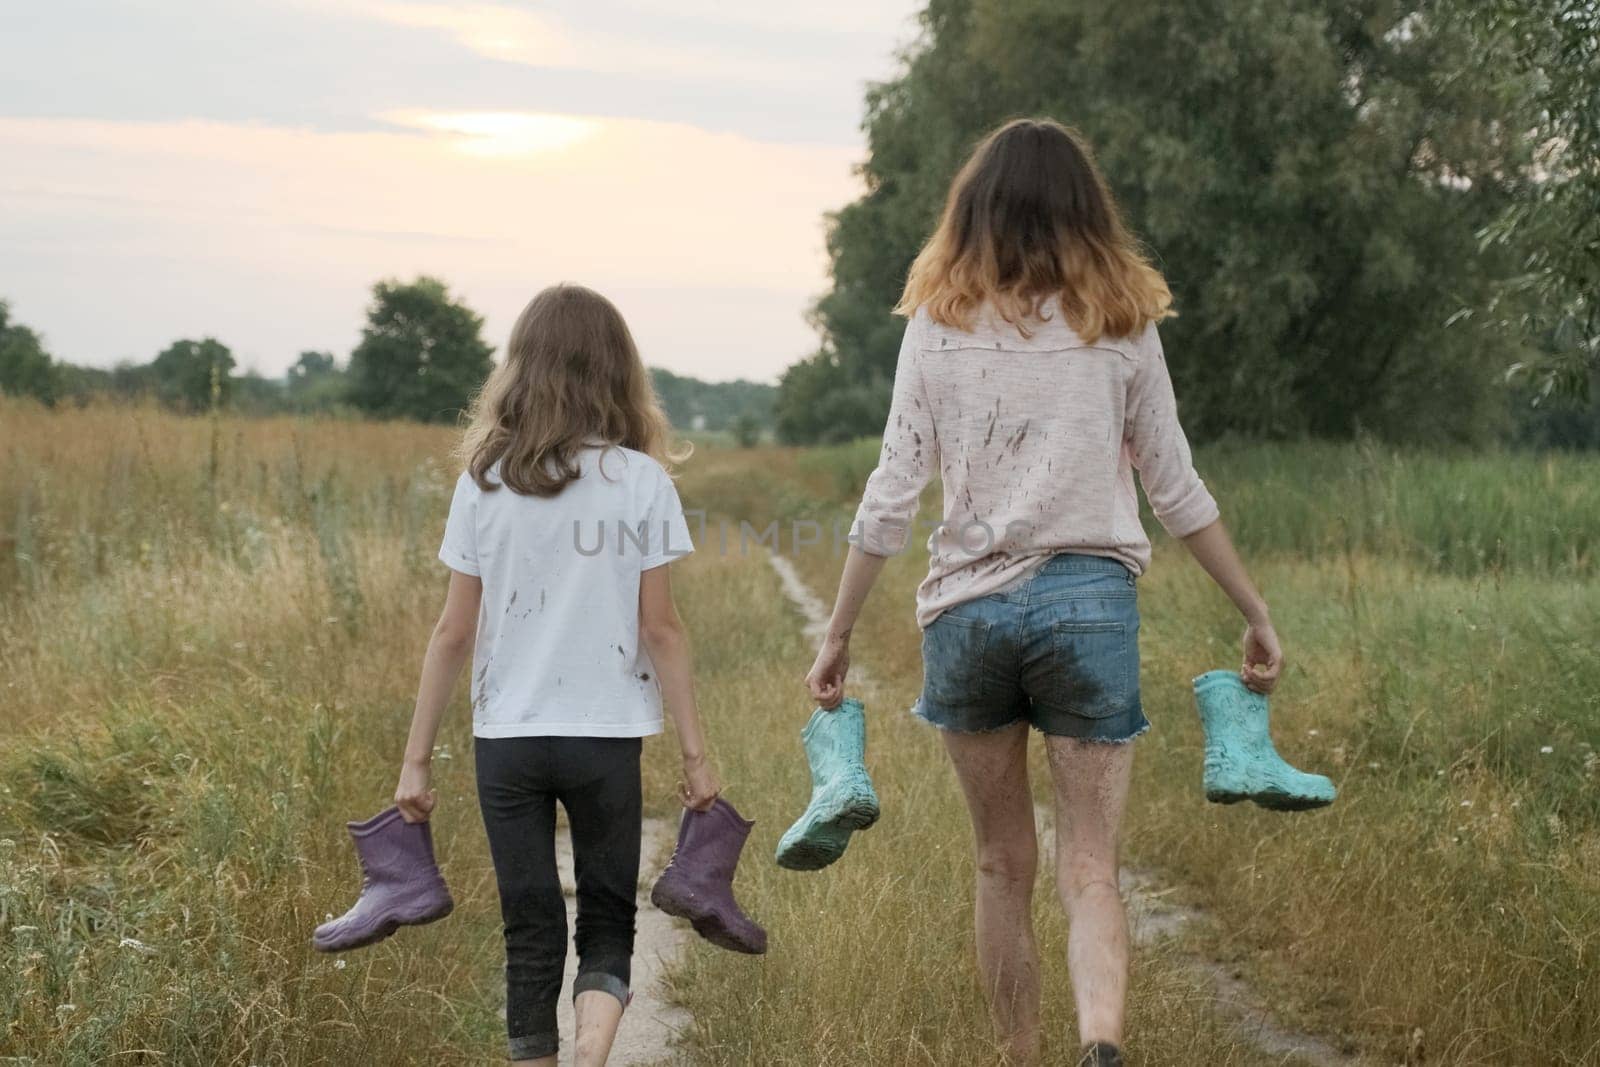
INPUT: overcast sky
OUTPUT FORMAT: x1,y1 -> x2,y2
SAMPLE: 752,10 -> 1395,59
0,1 -> 922,382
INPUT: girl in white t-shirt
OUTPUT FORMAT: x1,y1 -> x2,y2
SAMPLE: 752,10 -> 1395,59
391,284 -> 719,1066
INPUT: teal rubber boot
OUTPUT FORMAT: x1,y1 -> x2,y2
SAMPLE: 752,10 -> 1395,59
775,698 -> 880,871
1192,671 -> 1336,811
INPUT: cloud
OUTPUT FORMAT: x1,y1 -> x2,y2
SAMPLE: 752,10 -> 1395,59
2,0 -> 921,147
0,113 -> 861,380
618,0 -> 920,36
379,110 -> 601,157
335,1 -> 829,87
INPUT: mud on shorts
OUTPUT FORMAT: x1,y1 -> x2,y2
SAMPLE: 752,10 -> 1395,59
915,553 -> 1150,743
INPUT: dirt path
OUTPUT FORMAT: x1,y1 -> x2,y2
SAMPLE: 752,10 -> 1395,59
765,552 -> 1356,1067
546,818 -> 689,1066
1050,815 -> 1354,1067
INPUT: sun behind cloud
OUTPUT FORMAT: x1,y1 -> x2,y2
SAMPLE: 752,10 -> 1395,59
383,110 -> 600,158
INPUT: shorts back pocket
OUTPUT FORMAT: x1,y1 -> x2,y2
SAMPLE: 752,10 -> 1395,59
921,612 -> 992,707
1048,620 -> 1131,718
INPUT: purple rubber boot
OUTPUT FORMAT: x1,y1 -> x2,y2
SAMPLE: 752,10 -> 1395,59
312,807 -> 454,952
650,798 -> 767,955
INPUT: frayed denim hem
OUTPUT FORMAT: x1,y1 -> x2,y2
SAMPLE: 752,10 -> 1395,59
913,698 -> 1151,744
1046,719 -> 1152,745
910,699 -> 1027,735
1030,713 -> 1158,748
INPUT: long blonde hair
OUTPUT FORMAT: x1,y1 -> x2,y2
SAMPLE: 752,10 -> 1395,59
896,118 -> 1173,342
460,284 -> 687,496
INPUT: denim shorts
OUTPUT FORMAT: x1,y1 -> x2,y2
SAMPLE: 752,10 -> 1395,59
914,553 -> 1150,743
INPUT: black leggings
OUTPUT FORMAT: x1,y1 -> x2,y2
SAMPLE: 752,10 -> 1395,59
475,736 -> 642,1061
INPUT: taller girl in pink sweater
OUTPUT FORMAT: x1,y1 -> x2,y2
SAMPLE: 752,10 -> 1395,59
806,119 -> 1285,1067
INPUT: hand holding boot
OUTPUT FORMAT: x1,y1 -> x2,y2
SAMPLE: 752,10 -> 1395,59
680,752 -> 722,811
1241,618 -> 1283,694
394,758 -> 437,823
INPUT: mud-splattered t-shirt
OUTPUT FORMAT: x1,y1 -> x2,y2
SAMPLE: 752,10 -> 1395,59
853,304 -> 1219,629
438,446 -> 694,737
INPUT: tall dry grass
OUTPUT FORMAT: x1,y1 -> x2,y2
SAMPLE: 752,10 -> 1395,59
658,549 -> 1288,1066
1,401 -> 505,1061
4,398 -> 1596,1064
675,438 -> 1599,1065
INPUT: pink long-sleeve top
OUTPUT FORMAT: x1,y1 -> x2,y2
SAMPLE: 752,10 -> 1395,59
852,302 -> 1220,628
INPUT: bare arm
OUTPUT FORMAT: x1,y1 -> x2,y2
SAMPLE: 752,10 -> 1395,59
805,545 -> 889,709
394,569 -> 482,822
1180,518 -> 1283,693
806,316 -> 932,708
1126,329 -> 1280,693
639,564 -> 720,810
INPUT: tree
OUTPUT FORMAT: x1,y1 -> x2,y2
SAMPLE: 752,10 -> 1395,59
650,368 -> 777,433
0,301 -> 57,404
149,338 -> 236,412
288,350 -> 337,385
1464,0 -> 1599,400
731,412 -> 763,447
230,371 -> 288,415
780,0 -> 1542,445
347,278 -> 494,423
775,352 -> 891,444
53,362 -> 113,406
286,350 -> 348,412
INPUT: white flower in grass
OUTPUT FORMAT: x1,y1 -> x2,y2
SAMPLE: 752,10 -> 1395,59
1307,729 -> 1320,737
1459,800 -> 1472,808
1540,746 -> 1554,755
119,937 -> 155,955
334,958 -> 347,970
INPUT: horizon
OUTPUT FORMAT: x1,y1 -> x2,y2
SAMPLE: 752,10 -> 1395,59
0,1 -> 923,386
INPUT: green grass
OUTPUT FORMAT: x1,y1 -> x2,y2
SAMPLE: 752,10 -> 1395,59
1199,439 -> 1600,578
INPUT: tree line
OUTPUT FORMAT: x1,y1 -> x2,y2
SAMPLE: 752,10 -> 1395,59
0,279 -> 774,437
776,0 -> 1599,449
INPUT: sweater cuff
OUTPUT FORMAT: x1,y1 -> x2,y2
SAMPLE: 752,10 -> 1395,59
851,505 -> 910,556
1155,481 -> 1221,539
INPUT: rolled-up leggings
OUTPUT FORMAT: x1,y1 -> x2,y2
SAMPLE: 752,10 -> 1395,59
475,735 -> 642,1062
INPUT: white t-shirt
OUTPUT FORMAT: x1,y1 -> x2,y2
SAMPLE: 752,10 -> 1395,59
437,446 -> 695,738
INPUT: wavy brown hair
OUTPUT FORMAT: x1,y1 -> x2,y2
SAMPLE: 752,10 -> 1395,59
460,284 -> 687,496
896,118 -> 1173,342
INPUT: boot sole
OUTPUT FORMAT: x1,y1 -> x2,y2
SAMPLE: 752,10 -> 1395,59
649,884 -> 766,955
774,794 -> 879,871
1206,788 -> 1335,812
312,900 -> 454,953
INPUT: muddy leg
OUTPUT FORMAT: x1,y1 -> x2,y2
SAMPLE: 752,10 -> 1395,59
1044,736 -> 1134,1049
942,721 -> 1041,1065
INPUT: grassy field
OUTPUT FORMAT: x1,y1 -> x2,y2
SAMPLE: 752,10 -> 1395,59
2,399 -> 1596,1064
